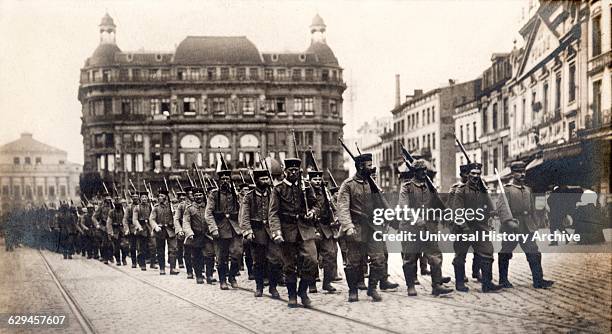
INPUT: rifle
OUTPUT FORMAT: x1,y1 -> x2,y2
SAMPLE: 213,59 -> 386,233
163,177 -> 175,214
291,129 -> 310,212
218,152 -> 239,198
339,138 -> 391,212
495,168 -> 512,221
192,163 -> 205,189
399,142 -> 446,209
142,180 -> 154,210
176,179 -> 185,193
258,151 -> 274,180
129,179 -> 137,193
326,169 -> 338,189
454,134 -> 494,210
186,170 -> 196,188
307,147 -> 337,225
239,171 -> 247,185
102,182 -> 116,209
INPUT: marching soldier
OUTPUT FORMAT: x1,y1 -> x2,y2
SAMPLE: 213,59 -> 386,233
336,153 -> 385,302
174,188 -> 194,278
149,190 -> 179,275
240,169 -> 282,298
238,182 -> 254,279
497,161 -> 554,289
205,168 -> 243,290
448,164 -> 482,283
309,170 -> 338,293
269,158 -> 319,308
398,159 -> 453,296
133,192 -> 153,270
57,203 -> 78,259
107,198 -> 129,266
93,197 -> 113,264
183,187 -> 217,284
78,204 -> 96,258
123,193 -> 140,268
450,162 -> 502,293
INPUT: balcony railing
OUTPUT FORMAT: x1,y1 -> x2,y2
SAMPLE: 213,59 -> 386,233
588,50 -> 612,74
81,72 -> 345,85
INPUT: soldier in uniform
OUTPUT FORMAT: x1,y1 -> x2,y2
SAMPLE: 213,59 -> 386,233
336,153 -> 385,302
107,198 -> 129,266
93,197 -> 113,264
183,187 -> 217,284
398,159 -> 453,296
149,190 -> 179,275
269,158 -> 319,307
237,182 -> 254,279
174,188 -> 193,278
78,204 -> 96,258
450,162 -> 502,293
309,170 -> 339,293
132,192 -> 153,270
123,193 -> 140,268
205,169 -> 243,290
241,169 -> 282,298
57,203 -> 78,259
497,161 -> 554,289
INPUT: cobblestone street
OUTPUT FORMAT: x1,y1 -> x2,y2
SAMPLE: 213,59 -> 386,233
1,237 -> 610,334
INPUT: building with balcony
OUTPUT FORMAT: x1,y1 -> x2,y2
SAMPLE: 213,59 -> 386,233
78,13 -> 347,195
453,95 -> 482,178
0,133 -> 82,213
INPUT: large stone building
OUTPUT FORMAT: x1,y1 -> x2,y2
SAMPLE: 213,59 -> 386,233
385,79 -> 480,193
0,133 -> 82,213
78,13 -> 346,195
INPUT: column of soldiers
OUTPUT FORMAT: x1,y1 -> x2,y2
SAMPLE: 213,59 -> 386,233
2,146 -> 556,308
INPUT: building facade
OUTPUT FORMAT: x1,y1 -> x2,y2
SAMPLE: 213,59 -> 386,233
453,98 -> 482,177
0,133 -> 82,213
78,13 -> 346,195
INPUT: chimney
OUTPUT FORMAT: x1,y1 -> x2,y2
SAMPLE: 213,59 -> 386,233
414,89 -> 423,97
395,74 -> 401,108
21,132 -> 33,139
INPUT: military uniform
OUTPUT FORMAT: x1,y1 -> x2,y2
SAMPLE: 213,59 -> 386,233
398,161 -> 452,296
122,199 -> 139,267
132,200 -> 153,270
93,202 -> 113,263
497,161 -> 553,289
337,173 -> 386,300
450,170 -> 500,293
149,198 -> 179,274
183,193 -> 216,284
241,184 -> 282,296
312,183 -> 339,292
57,206 -> 78,258
78,209 -> 96,258
174,196 -> 193,276
106,205 -> 128,265
205,184 -> 243,287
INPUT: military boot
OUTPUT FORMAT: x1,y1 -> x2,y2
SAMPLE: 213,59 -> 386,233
309,281 -> 318,293
219,264 -> 229,290
298,280 -> 312,308
403,263 -> 418,296
254,270 -> 264,297
322,270 -> 337,293
159,268 -> 166,275
122,257 -> 127,266
366,278 -> 383,302
379,276 -> 399,291
480,259 -> 502,293
268,265 -> 281,299
453,263 -> 469,292
527,253 -> 554,289
498,253 -> 514,288
287,281 -> 298,308
431,265 -> 453,296
356,278 -> 367,290
345,269 -> 359,302
228,277 -> 239,289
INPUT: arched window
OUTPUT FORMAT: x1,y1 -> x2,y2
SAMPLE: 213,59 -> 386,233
179,134 -> 202,167
209,134 -> 230,148
180,134 -> 201,148
240,134 -> 259,148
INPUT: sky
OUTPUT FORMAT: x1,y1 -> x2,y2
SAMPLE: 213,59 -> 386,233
0,0 -> 528,164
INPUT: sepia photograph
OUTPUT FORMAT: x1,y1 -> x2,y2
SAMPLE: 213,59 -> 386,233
0,0 -> 610,333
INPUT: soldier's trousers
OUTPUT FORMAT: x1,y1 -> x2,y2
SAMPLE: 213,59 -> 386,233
153,228 -> 177,270
344,235 -> 385,290
281,237 -> 318,283
316,237 -> 338,283
176,236 -> 185,267
217,235 -> 243,282
99,234 -> 113,262
191,236 -> 216,279
243,239 -> 253,275
135,230 -> 152,268
60,233 -> 76,256
251,239 -> 282,289
402,236 -> 444,287
453,236 -> 494,264
127,234 -> 137,265
111,234 -> 129,262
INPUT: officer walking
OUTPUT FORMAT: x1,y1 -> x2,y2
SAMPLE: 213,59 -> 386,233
269,158 -> 319,308
497,161 -> 554,289
133,192 -> 153,270
107,198 -> 129,266
183,187 -> 217,284
123,193 -> 140,268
